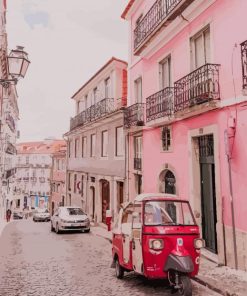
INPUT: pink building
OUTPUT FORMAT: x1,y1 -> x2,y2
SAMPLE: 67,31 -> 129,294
122,0 -> 247,271
50,144 -> 66,215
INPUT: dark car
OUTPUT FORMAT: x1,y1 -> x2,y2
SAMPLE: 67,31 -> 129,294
13,212 -> 23,220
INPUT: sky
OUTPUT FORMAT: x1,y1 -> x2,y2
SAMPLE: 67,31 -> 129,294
7,0 -> 129,142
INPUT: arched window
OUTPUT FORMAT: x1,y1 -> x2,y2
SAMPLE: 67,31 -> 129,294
164,170 -> 176,194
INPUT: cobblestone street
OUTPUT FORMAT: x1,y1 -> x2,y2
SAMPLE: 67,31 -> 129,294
0,220 -> 220,296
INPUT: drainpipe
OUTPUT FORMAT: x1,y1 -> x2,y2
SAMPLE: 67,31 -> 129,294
224,129 -> 238,269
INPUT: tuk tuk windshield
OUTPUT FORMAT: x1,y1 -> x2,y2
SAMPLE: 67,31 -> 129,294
144,200 -> 196,226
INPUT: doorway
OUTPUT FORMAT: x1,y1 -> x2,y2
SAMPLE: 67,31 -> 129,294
198,135 -> 217,253
101,179 -> 110,224
89,186 -> 95,221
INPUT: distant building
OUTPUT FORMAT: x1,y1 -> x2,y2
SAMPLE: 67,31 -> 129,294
15,139 -> 66,210
50,145 -> 66,215
65,57 -> 127,223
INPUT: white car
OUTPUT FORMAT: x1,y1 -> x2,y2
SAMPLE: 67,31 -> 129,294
33,208 -> 50,222
51,206 -> 90,234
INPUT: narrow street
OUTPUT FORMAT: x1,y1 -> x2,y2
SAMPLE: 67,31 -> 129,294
0,220 -> 219,296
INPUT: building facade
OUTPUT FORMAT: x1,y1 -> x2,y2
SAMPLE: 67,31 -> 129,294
50,145 -> 66,215
65,57 -> 127,223
0,0 -> 20,221
15,139 -> 65,211
122,0 -> 247,271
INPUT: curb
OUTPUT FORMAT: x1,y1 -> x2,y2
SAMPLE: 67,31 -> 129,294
94,230 -> 225,296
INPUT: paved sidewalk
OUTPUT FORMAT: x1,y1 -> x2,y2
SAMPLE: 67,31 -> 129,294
91,225 -> 247,296
0,219 -> 7,237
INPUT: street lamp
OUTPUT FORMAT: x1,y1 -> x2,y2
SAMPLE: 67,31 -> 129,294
0,46 -> 30,88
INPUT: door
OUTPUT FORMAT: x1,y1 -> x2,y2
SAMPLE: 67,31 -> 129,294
131,203 -> 143,273
121,205 -> 133,264
199,135 -> 217,253
101,180 -> 110,224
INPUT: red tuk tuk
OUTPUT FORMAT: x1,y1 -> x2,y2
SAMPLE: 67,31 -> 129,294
111,193 -> 204,296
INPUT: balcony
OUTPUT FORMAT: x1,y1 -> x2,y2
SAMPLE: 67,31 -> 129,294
146,87 -> 174,122
174,63 -> 220,113
134,157 -> 142,170
134,0 -> 194,54
241,40 -> 247,90
124,103 -> 145,128
70,98 -> 115,131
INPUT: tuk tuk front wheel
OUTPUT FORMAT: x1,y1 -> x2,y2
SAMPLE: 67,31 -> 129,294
176,275 -> 192,296
115,257 -> 124,279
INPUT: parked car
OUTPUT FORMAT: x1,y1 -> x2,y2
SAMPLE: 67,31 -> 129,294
51,206 -> 90,234
13,211 -> 23,220
33,208 -> 51,222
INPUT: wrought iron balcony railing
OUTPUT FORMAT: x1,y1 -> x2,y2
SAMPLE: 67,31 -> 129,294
134,157 -> 142,170
241,40 -> 247,90
174,63 -> 220,112
134,0 -> 194,52
70,98 -> 115,130
124,103 -> 145,128
146,87 -> 174,122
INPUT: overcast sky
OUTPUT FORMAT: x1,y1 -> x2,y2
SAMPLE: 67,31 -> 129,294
7,0 -> 129,142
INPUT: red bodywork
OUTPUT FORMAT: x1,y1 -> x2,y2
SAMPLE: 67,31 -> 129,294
112,196 -> 201,279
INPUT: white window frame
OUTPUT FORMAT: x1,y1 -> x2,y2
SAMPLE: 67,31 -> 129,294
105,77 -> 111,98
74,138 -> 79,158
101,130 -> 108,157
159,55 -> 171,90
116,126 -> 124,157
82,136 -> 87,158
134,77 -> 142,104
134,136 -> 142,159
90,134 -> 96,157
190,26 -> 210,70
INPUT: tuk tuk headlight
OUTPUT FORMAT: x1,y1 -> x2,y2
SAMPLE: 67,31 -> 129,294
194,238 -> 205,249
149,239 -> 164,250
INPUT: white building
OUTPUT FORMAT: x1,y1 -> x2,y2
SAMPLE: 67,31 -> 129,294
65,57 -> 127,223
15,139 -> 65,210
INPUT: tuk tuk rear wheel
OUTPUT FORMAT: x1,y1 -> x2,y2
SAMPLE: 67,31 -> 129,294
115,257 -> 124,279
176,275 -> 192,296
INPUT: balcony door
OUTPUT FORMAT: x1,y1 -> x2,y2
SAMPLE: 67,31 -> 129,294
191,26 -> 210,70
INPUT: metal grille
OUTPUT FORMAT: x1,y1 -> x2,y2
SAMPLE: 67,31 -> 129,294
124,103 -> 145,128
174,64 -> 220,112
241,40 -> 247,89
146,87 -> 174,122
198,135 -> 214,158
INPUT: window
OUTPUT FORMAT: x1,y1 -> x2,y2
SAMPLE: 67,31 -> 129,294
134,77 -> 142,103
159,55 -> 171,89
105,77 -> 111,98
82,136 -> 87,157
80,175 -> 84,196
101,130 -> 108,157
134,136 -> 142,170
191,26 -> 210,69
75,138 -> 79,158
161,126 -> 171,151
93,87 -> 98,104
135,174 -> 142,194
116,126 -> 124,156
74,174 -> 77,193
68,140 -> 71,158
90,134 -> 96,157
26,156 -> 29,164
68,173 -> 71,190
85,95 -> 88,109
